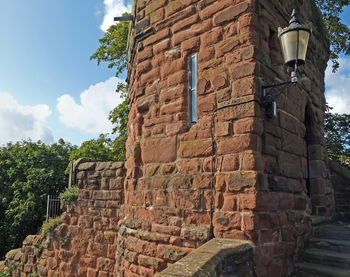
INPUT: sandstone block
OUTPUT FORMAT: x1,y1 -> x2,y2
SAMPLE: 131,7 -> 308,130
153,38 -> 170,55
181,36 -> 200,52
309,160 -> 328,179
221,193 -> 237,211
242,152 -> 264,171
173,14 -> 199,33
156,244 -> 192,262
173,20 -> 212,45
96,257 -> 114,272
232,76 -> 256,98
152,224 -> 181,236
198,46 -> 216,63
136,60 -> 152,75
213,211 -> 241,230
138,255 -> 166,271
217,134 -> 259,155
212,74 -> 227,89
141,137 -> 177,163
213,2 -> 249,25
199,0 -> 233,19
230,61 -> 257,80
178,139 -> 212,158
165,0 -> 196,17
193,174 -> 211,189
78,162 -> 96,171
87,268 -> 97,277
198,93 -> 216,114
201,27 -> 222,47
197,78 -> 210,95
140,68 -> 161,87
160,58 -> 186,79
150,8 -> 165,24
144,28 -> 170,47
167,70 -> 187,87
179,158 -> 201,173
138,47 -> 153,62
168,175 -> 192,189
145,0 -> 166,14
221,154 -> 239,172
278,152 -> 302,179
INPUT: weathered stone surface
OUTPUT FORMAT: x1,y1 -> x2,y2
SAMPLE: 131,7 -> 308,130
155,239 -> 255,277
213,2 -> 250,25
78,162 -> 96,171
141,137 -> 177,163
178,140 -> 212,158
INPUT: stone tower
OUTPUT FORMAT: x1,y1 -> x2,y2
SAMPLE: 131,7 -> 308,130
117,0 -> 331,276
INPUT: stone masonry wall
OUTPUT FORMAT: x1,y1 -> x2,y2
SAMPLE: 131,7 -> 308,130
121,0 -> 262,275
251,0 -> 331,276
249,0 -> 331,275
1,159 -> 125,277
329,160 -> 350,221
122,0 -> 331,276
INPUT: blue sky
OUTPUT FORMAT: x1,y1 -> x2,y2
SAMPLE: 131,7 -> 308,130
0,0 -> 131,146
0,1 -> 348,146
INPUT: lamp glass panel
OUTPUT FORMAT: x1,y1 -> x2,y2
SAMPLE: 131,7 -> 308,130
279,29 -> 310,67
297,30 -> 310,61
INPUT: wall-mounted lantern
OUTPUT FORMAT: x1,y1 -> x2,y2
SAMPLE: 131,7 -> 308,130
262,9 -> 312,118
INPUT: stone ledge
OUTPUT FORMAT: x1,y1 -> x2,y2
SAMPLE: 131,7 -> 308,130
155,239 -> 255,277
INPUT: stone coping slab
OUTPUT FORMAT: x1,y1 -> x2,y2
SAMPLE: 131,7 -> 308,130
155,239 -> 255,277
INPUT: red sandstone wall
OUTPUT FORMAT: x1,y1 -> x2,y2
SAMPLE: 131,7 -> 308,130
330,160 -> 350,220
122,0 -> 330,276
1,159 -> 125,277
121,0 -> 261,275
249,0 -> 331,276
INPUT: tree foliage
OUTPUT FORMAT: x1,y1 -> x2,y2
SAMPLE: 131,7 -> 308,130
108,83 -> 129,161
90,12 -> 130,77
90,16 -> 130,162
315,0 -> 350,71
0,139 -> 73,259
68,134 -> 122,163
324,109 -> 350,167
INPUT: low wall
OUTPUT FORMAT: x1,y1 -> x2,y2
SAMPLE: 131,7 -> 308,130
329,160 -> 350,221
155,239 -> 255,277
1,159 -> 125,277
1,235 -> 44,276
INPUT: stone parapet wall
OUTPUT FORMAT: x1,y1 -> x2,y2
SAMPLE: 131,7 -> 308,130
1,159 -> 126,277
155,239 -> 255,277
329,161 -> 350,221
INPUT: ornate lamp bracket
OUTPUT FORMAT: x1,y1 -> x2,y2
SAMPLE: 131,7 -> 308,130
262,72 -> 298,118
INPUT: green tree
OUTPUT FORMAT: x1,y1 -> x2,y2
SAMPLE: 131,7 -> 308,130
0,139 -> 73,258
324,109 -> 350,167
90,14 -> 130,161
90,12 -> 130,77
315,0 -> 350,71
68,134 -> 120,163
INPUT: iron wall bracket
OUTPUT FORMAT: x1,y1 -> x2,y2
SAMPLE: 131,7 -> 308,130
262,71 -> 298,118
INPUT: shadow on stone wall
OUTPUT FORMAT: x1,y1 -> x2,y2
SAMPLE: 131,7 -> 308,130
329,160 -> 350,221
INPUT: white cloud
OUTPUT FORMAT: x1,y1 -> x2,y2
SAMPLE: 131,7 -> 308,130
100,0 -> 132,32
57,77 -> 124,134
0,92 -> 53,145
325,58 -> 350,114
